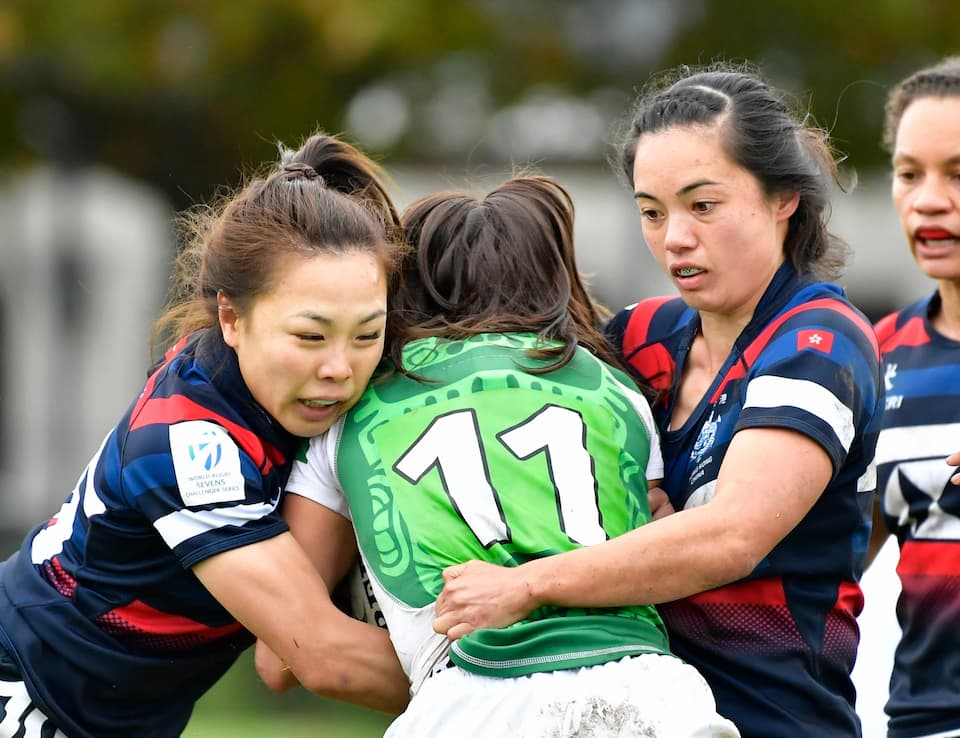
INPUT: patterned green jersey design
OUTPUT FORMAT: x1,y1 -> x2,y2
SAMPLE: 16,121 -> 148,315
337,333 -> 671,677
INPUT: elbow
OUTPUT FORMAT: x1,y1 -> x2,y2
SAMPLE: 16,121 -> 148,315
258,670 -> 291,694
256,661 -> 297,694
714,539 -> 764,585
296,656 -> 409,714
296,657 -> 359,699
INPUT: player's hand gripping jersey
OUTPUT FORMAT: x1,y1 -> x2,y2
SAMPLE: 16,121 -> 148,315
874,293 -> 960,738
288,333 -> 669,693
607,264 -> 883,738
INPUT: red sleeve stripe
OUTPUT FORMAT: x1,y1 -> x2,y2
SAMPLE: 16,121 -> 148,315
130,396 -> 278,473
742,298 -> 879,366
709,298 -> 879,403
622,296 -> 677,353
879,316 -> 930,352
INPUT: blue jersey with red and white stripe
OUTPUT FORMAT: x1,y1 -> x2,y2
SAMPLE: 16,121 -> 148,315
0,329 -> 300,738
607,263 -> 883,738
875,292 -> 960,738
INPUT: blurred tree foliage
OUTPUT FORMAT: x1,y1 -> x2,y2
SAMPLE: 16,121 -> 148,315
0,0 -> 954,209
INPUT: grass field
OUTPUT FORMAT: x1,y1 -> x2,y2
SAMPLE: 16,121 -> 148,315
182,651 -> 393,738
184,710 -> 391,738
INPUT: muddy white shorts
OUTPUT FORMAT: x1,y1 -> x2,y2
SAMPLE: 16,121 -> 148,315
385,652 -> 740,738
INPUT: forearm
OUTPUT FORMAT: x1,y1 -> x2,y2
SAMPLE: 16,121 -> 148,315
436,500 -> 755,639
195,534 -> 409,714
285,614 -> 409,713
524,502 -> 753,609
523,435 -> 827,609
863,497 -> 891,570
436,429 -> 832,638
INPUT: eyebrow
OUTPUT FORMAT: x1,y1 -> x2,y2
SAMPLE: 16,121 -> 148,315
297,309 -> 387,325
893,152 -> 960,168
633,179 -> 720,200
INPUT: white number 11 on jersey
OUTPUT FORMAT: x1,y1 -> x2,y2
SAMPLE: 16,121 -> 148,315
393,405 -> 606,548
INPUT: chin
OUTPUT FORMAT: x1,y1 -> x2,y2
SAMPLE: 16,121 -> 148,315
279,415 -> 334,439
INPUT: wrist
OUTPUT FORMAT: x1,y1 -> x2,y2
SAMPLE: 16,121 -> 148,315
518,557 -> 551,611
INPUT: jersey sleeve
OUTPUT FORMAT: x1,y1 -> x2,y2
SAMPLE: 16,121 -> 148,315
736,306 -> 881,474
120,419 -> 289,569
285,419 -> 351,520
622,382 -> 664,481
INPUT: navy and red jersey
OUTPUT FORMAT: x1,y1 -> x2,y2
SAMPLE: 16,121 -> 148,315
874,292 -> 960,738
0,329 -> 301,738
606,263 -> 883,738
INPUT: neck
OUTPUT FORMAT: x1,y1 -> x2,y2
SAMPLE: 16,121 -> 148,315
696,311 -> 750,373
932,280 -> 960,340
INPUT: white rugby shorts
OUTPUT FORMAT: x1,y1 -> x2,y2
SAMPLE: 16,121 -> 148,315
385,652 -> 740,738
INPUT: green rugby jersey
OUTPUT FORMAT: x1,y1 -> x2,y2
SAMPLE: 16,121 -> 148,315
287,333 -> 670,690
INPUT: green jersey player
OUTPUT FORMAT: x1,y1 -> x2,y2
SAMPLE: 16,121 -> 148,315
274,176 -> 740,737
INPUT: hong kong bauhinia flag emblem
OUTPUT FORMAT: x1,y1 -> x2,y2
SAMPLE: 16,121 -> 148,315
797,329 -> 834,353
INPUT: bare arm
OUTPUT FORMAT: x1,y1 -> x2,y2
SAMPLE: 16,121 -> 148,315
193,520 -> 408,713
252,494 -> 367,693
863,496 -> 891,570
434,427 -> 832,639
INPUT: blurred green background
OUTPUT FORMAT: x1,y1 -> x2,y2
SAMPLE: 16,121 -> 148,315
2,0 -> 958,208
0,2 -> 952,735
183,652 -> 392,738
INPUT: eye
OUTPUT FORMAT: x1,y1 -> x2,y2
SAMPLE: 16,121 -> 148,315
297,333 -> 325,343
692,201 -> 715,214
894,169 -> 917,183
639,207 -> 663,223
356,330 -> 382,342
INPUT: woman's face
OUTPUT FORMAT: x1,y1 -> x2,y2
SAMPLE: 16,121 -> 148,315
891,96 -> 960,284
631,124 -> 798,324
220,250 -> 388,438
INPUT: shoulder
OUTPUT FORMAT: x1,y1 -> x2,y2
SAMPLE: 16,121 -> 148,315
875,295 -> 932,351
132,361 -> 283,475
760,285 -> 879,363
607,296 -> 691,352
286,420 -> 347,514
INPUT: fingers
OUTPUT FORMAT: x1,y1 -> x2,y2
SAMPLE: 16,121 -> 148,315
442,563 -> 464,582
647,487 -> 675,521
447,622 -> 476,641
650,500 -> 675,521
432,611 -> 475,641
946,452 -> 960,485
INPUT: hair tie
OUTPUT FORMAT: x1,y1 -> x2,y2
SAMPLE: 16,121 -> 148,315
280,162 -> 322,183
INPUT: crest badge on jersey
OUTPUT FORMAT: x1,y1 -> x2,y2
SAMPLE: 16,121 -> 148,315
170,420 -> 246,506
797,329 -> 834,354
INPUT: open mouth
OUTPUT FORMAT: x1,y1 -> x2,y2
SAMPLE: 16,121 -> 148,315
916,228 -> 960,246
301,398 -> 339,409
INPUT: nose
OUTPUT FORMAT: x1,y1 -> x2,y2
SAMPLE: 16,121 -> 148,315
913,174 -> 951,213
663,212 -> 697,252
316,346 -> 353,382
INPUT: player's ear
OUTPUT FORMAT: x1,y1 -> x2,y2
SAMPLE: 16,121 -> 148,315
218,292 -> 240,347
